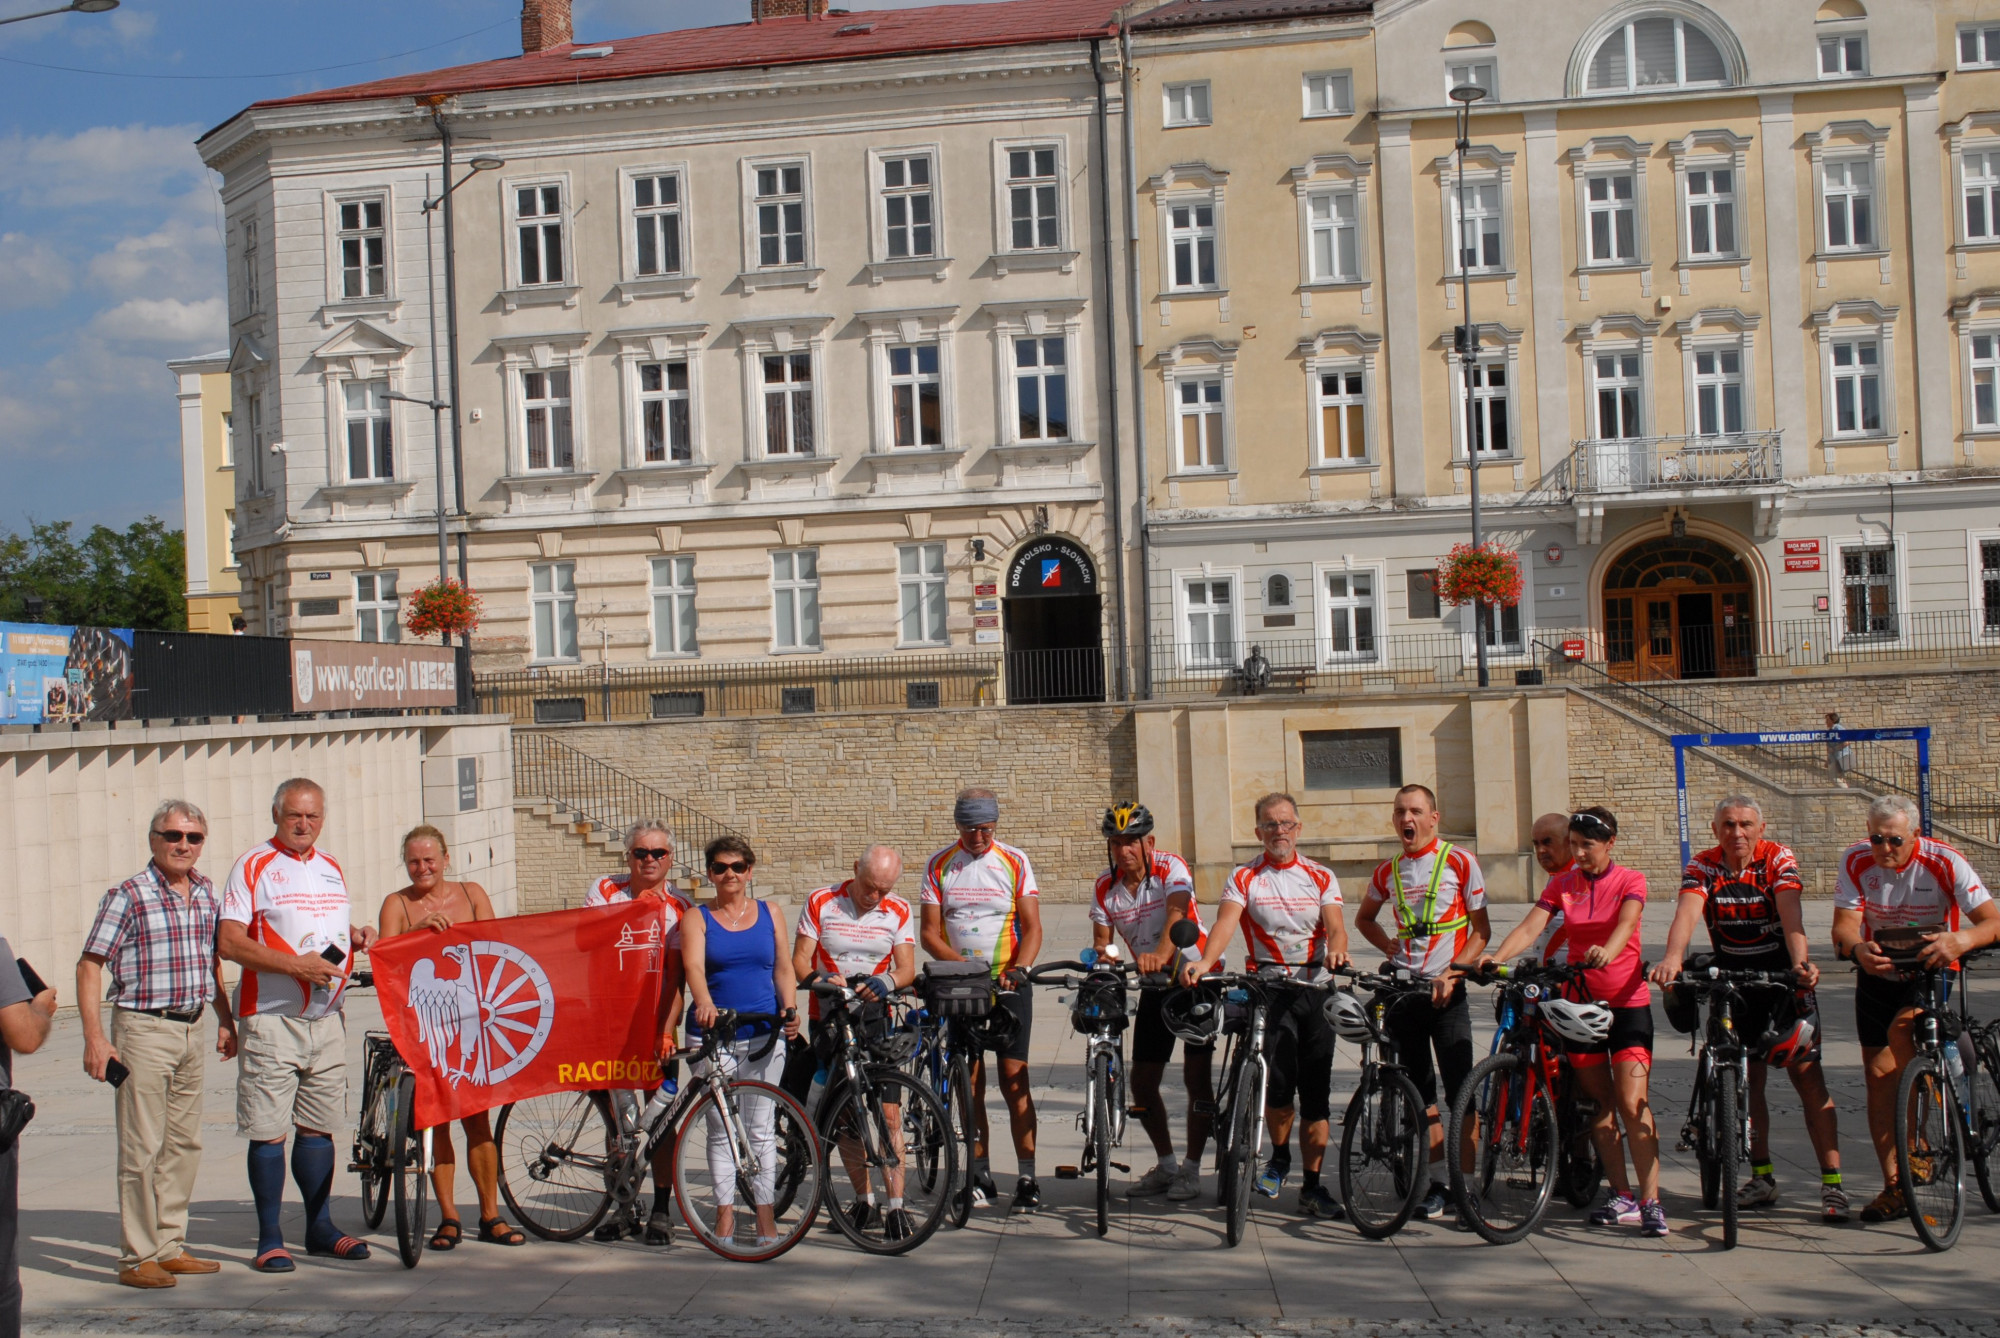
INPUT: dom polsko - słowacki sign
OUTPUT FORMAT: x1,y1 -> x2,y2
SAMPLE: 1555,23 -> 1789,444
291,641 -> 459,712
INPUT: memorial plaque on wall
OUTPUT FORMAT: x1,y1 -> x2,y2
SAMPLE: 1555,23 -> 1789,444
1301,728 -> 1401,790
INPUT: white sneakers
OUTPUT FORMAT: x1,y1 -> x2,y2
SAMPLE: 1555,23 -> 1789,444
1168,1161 -> 1202,1201
1127,1162 -> 1178,1196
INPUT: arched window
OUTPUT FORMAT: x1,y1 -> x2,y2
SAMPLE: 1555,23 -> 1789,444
1584,14 -> 1729,93
1266,573 -> 1293,609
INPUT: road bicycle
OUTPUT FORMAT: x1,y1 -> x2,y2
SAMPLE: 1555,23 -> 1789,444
1445,961 -> 1600,1244
494,1009 -> 822,1262
1327,966 -> 1434,1239
903,961 -> 992,1227
1669,958 -> 1797,1250
1886,948 -> 2000,1250
802,971 -> 956,1254
351,1030 -> 429,1268
1205,968 -> 1334,1247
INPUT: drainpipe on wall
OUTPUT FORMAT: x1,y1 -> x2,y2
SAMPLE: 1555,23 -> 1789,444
1120,21 -> 1154,701
1092,37 -> 1130,703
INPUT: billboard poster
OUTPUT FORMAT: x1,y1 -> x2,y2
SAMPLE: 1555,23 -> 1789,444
290,639 -> 459,712
0,624 -> 134,725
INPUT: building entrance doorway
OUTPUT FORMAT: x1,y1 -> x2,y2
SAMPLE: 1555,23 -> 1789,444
1002,536 -> 1104,703
1601,534 -> 1756,681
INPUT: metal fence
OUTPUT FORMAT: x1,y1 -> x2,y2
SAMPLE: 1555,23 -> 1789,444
512,731 -> 738,883
1145,629 -> 1561,700
128,631 -> 295,720
1568,432 -> 1784,494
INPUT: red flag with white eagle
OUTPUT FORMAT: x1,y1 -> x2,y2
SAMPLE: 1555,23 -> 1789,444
370,902 -> 668,1127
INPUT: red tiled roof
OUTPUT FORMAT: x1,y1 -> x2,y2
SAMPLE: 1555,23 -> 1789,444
244,0 -> 1127,113
1129,0 -> 1370,31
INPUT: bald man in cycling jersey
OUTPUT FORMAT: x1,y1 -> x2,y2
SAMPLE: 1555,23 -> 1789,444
1530,813 -> 1574,964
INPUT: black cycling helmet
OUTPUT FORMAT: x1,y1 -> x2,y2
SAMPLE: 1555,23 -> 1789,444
1102,802 -> 1155,840
973,997 -> 1022,1053
1160,984 -> 1222,1045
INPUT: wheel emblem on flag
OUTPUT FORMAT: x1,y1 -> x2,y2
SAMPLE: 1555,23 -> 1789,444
405,941 -> 557,1087
1041,559 -> 1062,587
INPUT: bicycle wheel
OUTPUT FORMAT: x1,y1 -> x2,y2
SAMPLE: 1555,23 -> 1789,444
1715,1062 -> 1741,1249
357,1072 -> 391,1230
819,1068 -> 954,1255
1690,1057 -> 1721,1211
1447,1052 -> 1556,1245
390,1072 -> 428,1269
495,1091 -> 618,1241
1556,1074 -> 1604,1209
1223,1055 -> 1261,1248
946,1053 -> 975,1228
1091,1049 -> 1113,1238
1897,1056 -> 1965,1251
673,1078 -> 822,1261
1966,1023 -> 2000,1213
1340,1066 -> 1428,1239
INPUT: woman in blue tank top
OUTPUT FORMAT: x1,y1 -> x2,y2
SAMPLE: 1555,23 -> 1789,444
681,835 -> 797,1247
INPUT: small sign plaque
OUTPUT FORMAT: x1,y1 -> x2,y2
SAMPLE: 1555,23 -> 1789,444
975,629 -> 1001,644
1783,539 -> 1821,556
974,583 -> 998,597
1784,556 -> 1823,573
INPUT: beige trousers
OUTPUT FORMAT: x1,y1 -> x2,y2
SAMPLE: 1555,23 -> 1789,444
110,1008 -> 207,1269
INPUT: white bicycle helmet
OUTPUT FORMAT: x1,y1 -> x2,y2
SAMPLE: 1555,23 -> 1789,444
1324,990 -> 1374,1044
1539,997 -> 1614,1045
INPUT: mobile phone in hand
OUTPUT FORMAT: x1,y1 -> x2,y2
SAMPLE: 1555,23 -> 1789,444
319,944 -> 347,966
104,1058 -> 130,1088
15,959 -> 47,997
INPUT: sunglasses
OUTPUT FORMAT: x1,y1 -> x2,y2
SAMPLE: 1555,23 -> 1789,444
628,848 -> 671,861
152,830 -> 205,845
1868,833 -> 1908,849
1568,814 -> 1615,840
709,860 -> 752,875
1257,820 -> 1301,833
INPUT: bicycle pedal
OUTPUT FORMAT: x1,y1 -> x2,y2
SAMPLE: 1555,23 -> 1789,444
1055,1165 -> 1082,1179
1110,1162 -> 1130,1173
1674,1139 -> 1693,1153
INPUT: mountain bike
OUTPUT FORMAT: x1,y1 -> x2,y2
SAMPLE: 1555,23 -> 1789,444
1888,948 -> 2000,1250
1669,959 -> 1796,1250
1445,961 -> 1597,1244
1206,970 -> 1333,1247
351,1031 -> 429,1268
802,972 -> 956,1254
494,1009 -> 822,1262
1327,966 -> 1433,1239
904,962 -> 991,1228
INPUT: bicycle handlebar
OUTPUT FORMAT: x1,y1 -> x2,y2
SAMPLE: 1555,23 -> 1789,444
1674,966 -> 1797,990
1463,960 -> 1586,986
1026,959 -> 1175,989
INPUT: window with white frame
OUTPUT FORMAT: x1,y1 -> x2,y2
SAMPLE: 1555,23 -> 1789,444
1446,58 -> 1495,98
343,379 -> 394,480
1163,81 -> 1211,127
1306,188 -> 1360,282
1840,544 -> 1897,638
887,343 -> 942,449
1686,167 -> 1737,258
1693,347 -> 1745,436
243,393 -> 265,491
1303,71 -> 1353,117
530,561 -> 578,661
223,511 -> 236,568
1584,15 -> 1729,93
1961,23 -> 2000,68
632,173 -> 684,277
771,549 -> 821,652
1176,377 -> 1225,471
1321,570 -> 1377,661
1014,336 -> 1069,441
1819,31 -> 1867,76
1316,367 -> 1367,463
1586,173 -> 1639,264
880,155 -> 935,259
241,219 -> 259,314
897,543 -> 948,646
651,554 -> 697,656
1594,353 -> 1644,439
337,198 -> 386,299
1182,577 -> 1235,666
1266,573 -> 1295,612
1980,538 -> 2000,633
522,369 -> 575,471
355,571 -> 399,643
1463,358 -> 1510,456
762,353 -> 814,455
1451,181 -> 1504,274
638,360 -> 691,463
514,184 -> 567,286
1168,202 -> 1218,290
1475,599 -> 1523,652
1974,333 -> 2000,429
1822,159 -> 1875,251
1829,338 -> 1883,435
1966,149 -> 2000,242
754,163 -> 807,268
1007,146 -> 1061,250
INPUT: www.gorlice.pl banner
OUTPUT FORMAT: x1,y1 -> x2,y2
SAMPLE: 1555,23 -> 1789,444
372,901 -> 669,1127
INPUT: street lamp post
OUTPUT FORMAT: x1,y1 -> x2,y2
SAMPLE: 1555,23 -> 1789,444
0,0 -> 116,25
1451,81 -> 1490,689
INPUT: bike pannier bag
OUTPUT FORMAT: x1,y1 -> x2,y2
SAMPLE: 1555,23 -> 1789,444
921,960 -> 996,1018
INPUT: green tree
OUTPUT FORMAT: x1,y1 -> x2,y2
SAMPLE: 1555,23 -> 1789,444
0,517 -> 187,631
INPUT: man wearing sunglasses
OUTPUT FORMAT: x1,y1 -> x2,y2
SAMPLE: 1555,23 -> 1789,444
1834,793 -> 1999,1224
77,801 -> 235,1288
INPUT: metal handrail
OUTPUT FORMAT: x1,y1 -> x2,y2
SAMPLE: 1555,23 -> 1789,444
1569,431 -> 1784,494
511,731 -> 739,883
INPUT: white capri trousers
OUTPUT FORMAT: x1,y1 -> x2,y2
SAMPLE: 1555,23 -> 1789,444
690,1032 -> 786,1207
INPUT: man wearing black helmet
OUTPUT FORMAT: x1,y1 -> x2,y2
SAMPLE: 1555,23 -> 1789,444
1090,803 -> 1215,1202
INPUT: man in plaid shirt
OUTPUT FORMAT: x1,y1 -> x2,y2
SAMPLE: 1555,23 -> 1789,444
76,799 -> 236,1289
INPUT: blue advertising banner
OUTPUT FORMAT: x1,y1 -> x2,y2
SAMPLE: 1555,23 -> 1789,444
0,624 -> 134,724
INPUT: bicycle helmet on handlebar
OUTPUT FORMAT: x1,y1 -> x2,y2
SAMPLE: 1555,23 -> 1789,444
1539,996 -> 1614,1045
1756,989 -> 1817,1069
1161,984 -> 1222,1045
1102,802 -> 1155,839
973,993 -> 1022,1052
1324,989 -> 1374,1044
1661,981 -> 1700,1035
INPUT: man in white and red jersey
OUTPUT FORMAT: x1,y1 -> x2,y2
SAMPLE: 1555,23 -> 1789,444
920,787 -> 1043,1211
1090,802 -> 1213,1203
1832,793 -> 1999,1225
1185,792 -> 1350,1219
1356,784 -> 1490,1221
217,778 -> 376,1272
581,820 -> 690,1245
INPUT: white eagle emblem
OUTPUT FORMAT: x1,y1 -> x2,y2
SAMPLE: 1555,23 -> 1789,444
405,941 -> 556,1087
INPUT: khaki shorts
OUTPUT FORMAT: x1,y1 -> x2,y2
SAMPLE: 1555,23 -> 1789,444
236,1013 -> 347,1140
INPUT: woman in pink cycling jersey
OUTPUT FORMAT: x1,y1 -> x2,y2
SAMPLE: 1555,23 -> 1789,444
1483,807 -> 1664,1237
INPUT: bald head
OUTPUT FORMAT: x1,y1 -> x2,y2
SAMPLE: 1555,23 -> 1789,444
856,844 -> 903,889
1531,812 -> 1571,876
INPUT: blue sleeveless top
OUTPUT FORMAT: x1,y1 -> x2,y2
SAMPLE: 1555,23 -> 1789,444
691,900 -> 779,1039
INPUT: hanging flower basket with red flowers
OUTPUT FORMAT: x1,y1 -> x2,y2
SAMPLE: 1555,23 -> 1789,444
1435,543 -> 1524,609
404,578 -> 483,642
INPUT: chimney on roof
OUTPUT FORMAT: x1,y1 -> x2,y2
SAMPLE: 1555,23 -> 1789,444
521,0 -> 574,53
750,0 -> 829,21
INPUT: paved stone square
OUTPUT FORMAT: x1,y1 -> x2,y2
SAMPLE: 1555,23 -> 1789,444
17,902 -> 2000,1336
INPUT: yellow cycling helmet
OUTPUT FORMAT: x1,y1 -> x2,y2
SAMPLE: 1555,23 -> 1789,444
1101,802 -> 1155,839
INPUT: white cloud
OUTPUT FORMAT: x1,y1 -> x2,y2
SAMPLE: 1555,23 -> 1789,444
0,232 -> 73,309
90,296 -> 226,346
86,214 -> 220,299
0,123 -> 209,210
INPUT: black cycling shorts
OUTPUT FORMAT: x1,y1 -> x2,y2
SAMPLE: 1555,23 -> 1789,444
1855,969 -> 1934,1049
1263,985 -> 1335,1123
1565,1003 -> 1654,1068
1383,984 -> 1474,1110
1131,986 -> 1217,1066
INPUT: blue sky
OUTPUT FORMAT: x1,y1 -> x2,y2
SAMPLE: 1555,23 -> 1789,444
0,0 -> 983,534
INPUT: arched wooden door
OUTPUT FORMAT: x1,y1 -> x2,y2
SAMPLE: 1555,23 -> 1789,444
1601,535 -> 1756,681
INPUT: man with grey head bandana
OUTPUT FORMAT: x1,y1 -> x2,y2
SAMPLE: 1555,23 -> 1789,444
920,787 -> 1044,1211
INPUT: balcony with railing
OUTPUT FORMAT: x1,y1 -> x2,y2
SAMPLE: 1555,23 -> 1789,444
1568,432 -> 1784,496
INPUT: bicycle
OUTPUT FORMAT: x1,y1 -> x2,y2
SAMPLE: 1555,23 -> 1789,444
904,960 -> 993,1227
802,971 -> 957,1254
1668,958 -> 1797,1250
494,1009 -> 822,1262
1445,961 -> 1602,1245
351,1030 -> 430,1268
1326,966 -> 1434,1239
1885,948 -> 2000,1250
1205,968 -> 1334,1247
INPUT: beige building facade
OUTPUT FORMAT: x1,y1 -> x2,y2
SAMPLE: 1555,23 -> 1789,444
168,351 -> 242,634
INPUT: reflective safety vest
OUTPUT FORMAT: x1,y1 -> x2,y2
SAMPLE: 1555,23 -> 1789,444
1390,842 -> 1470,940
